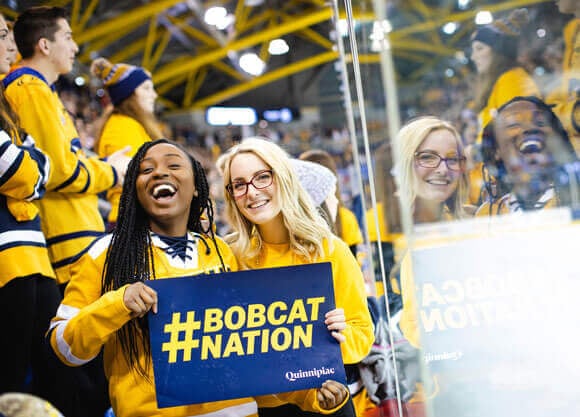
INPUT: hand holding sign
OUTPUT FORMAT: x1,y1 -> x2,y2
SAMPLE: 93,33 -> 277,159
325,308 -> 346,343
317,380 -> 349,410
124,282 -> 158,318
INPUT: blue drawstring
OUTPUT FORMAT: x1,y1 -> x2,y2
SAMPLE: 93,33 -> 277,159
157,234 -> 193,261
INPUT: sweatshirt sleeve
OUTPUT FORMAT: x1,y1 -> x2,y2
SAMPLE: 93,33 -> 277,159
329,237 -> 374,364
5,78 -> 116,194
0,130 -> 49,201
399,252 -> 420,348
49,240 -> 133,366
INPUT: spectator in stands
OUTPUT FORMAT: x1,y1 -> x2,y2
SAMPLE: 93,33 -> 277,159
393,117 -> 469,347
91,57 -> 164,228
0,10 -> 59,401
469,8 -> 541,204
217,137 -> 374,417
299,149 -> 363,256
4,6 -> 130,287
547,0 -> 580,155
49,138 -> 349,417
4,6 -> 132,417
476,95 -> 579,215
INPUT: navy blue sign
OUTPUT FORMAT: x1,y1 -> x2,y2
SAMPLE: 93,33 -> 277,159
148,262 -> 346,408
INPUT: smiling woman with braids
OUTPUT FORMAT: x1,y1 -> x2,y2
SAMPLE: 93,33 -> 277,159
48,139 -> 349,417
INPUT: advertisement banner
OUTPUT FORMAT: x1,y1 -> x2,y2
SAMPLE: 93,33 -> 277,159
148,262 -> 346,408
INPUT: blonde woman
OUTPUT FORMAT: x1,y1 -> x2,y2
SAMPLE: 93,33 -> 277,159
394,116 -> 469,346
217,137 -> 374,417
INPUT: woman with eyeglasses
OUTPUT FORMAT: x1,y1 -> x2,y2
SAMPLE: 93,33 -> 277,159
393,117 -> 470,348
217,137 -> 374,417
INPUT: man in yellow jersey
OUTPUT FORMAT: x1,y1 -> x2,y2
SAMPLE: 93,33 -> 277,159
3,6 -> 130,417
4,6 -> 130,288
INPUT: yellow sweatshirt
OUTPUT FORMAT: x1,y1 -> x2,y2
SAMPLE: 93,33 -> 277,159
248,236 -> 374,365
50,232 -> 345,417
338,206 -> 363,247
3,67 -> 117,283
97,114 -> 151,223
0,130 -> 54,286
477,67 -> 541,142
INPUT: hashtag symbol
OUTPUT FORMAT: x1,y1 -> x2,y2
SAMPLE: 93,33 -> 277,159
162,311 -> 201,363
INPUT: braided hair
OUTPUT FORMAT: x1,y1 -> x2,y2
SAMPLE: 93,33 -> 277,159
101,138 -> 223,377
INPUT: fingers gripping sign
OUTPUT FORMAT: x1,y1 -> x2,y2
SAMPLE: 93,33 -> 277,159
324,308 -> 346,343
123,282 -> 158,318
317,380 -> 349,410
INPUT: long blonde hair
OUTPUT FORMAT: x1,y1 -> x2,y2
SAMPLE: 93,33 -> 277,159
217,137 -> 332,269
393,116 -> 469,220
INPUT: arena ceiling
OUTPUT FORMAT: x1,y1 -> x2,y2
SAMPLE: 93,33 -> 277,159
0,0 -> 559,114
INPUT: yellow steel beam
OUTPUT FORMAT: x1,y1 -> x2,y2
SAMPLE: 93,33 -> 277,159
394,39 -> 457,56
142,15 -> 158,69
211,61 -> 247,81
51,0 -> 72,7
108,28 -> 162,64
156,71 -> 189,95
408,0 -> 434,21
190,50 -> 338,109
183,68 -> 208,107
77,0 -> 99,32
0,7 -> 17,19
77,19 -> 144,63
150,29 -> 172,71
233,0 -> 248,33
391,0 -> 549,40
259,40 -> 271,63
166,15 -> 219,47
154,7 -> 333,85
237,10 -> 273,36
392,50 -> 429,63
74,0 -> 182,44
295,27 -> 334,50
70,0 -> 81,28
278,13 -> 333,49
157,96 -> 177,110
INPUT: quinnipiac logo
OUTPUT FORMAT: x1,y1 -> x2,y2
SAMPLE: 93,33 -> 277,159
285,366 -> 335,382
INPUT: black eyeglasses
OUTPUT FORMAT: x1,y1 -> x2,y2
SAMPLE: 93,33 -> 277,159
227,170 -> 274,198
414,151 -> 466,171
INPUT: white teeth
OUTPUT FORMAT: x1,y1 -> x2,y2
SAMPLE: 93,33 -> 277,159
152,184 -> 176,198
428,180 -> 449,185
249,201 -> 267,209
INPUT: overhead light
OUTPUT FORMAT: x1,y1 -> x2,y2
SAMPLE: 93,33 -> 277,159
337,19 -> 349,37
475,11 -> 493,25
74,76 -> 86,86
268,39 -> 289,55
204,6 -> 226,25
239,53 -> 265,76
206,107 -> 257,126
244,0 -> 264,5
457,0 -> 471,10
443,22 -> 458,35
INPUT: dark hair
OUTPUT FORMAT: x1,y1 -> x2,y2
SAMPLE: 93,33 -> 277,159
0,84 -> 21,140
101,138 -> 223,377
14,6 -> 69,59
481,96 -> 578,202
